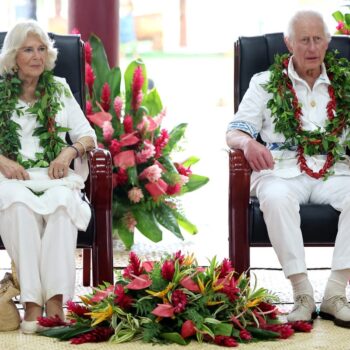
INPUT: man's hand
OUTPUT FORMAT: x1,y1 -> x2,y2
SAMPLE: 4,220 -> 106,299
244,138 -> 274,172
48,147 -> 76,179
0,155 -> 30,180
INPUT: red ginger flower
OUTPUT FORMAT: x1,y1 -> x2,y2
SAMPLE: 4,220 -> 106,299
131,66 -> 144,112
218,258 -> 234,278
287,320 -> 313,332
109,139 -> 121,156
86,100 -> 92,115
112,168 -> 128,189
114,284 -> 133,310
154,129 -> 169,158
123,252 -> 144,278
171,289 -> 187,313
222,278 -> 240,302
37,315 -> 68,327
84,41 -> 92,65
71,27 -> 80,34
257,301 -> 279,319
85,63 -> 95,97
70,327 -> 114,344
114,96 -> 123,119
239,329 -> 252,341
66,300 -> 90,318
101,82 -> 111,112
166,183 -> 181,195
213,335 -> 238,347
174,250 -> 185,264
175,163 -> 192,177
261,323 -> 294,339
161,259 -> 175,281
123,114 -> 134,133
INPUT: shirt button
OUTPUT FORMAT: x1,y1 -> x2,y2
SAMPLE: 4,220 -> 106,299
310,100 -> 316,107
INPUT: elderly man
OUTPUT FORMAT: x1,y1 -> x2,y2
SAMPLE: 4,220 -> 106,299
226,10 -> 350,327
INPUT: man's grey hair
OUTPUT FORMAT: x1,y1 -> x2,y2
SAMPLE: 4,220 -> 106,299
285,10 -> 331,43
0,19 -> 57,75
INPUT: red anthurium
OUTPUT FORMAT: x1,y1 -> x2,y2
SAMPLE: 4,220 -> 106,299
142,261 -> 154,272
90,285 -> 114,303
181,320 -> 196,339
179,276 -> 200,292
119,132 -> 140,147
113,150 -> 136,169
145,179 -> 168,201
151,303 -> 175,318
126,274 -> 152,290
87,111 -> 112,128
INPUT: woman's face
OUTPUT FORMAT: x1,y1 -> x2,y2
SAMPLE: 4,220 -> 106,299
16,34 -> 47,81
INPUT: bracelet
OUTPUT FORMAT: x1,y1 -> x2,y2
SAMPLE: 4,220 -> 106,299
68,144 -> 80,158
75,140 -> 87,156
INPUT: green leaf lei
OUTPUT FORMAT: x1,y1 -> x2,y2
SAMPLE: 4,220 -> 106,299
264,50 -> 350,178
0,70 -> 71,169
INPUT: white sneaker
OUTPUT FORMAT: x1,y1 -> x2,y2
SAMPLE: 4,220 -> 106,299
319,295 -> 350,328
287,294 -> 317,322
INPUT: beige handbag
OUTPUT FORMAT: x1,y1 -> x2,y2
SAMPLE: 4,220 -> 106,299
0,262 -> 20,331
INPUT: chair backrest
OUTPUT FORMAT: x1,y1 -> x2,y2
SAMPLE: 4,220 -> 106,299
234,33 -> 350,112
0,32 -> 85,112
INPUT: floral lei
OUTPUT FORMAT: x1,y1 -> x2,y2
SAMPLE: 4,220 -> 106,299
0,70 -> 71,169
265,50 -> 350,179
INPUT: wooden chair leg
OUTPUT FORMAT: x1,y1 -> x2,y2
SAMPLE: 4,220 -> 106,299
82,249 -> 91,286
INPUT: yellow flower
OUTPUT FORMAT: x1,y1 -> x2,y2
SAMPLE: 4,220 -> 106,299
246,298 -> 263,308
79,295 -> 94,306
146,283 -> 174,298
85,304 -> 113,326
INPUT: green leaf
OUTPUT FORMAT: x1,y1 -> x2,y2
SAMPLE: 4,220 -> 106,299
172,209 -> 198,235
143,88 -> 163,116
116,220 -> 134,249
160,332 -> 189,345
127,166 -> 138,186
246,326 -> 280,340
38,325 -> 92,340
345,13 -> 350,27
182,174 -> 209,193
211,323 -> 233,337
332,11 -> 344,23
163,123 -> 187,155
182,156 -> 200,167
154,203 -> 183,239
133,207 -> 162,242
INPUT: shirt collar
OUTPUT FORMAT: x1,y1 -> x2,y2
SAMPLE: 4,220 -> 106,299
287,56 -> 330,86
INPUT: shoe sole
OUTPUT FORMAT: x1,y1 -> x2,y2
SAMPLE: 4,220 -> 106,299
319,311 -> 350,328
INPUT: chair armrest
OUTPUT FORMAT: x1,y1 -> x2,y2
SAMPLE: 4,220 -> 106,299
228,149 -> 251,272
87,148 -> 114,284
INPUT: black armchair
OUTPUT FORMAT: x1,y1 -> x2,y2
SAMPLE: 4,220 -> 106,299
0,33 -> 114,286
229,33 -> 350,274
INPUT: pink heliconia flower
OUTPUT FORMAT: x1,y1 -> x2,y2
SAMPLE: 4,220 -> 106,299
86,100 -> 92,115
85,63 -> 95,97
114,96 -> 123,119
145,179 -> 168,201
151,304 -> 175,318
153,108 -> 167,128
131,66 -> 144,112
337,21 -> 345,30
136,140 -> 155,164
123,115 -> 134,133
139,164 -> 162,183
102,121 -> 114,142
84,41 -> 92,65
113,150 -> 136,169
71,27 -> 80,34
87,111 -> 112,128
128,187 -> 144,203
101,82 -> 111,112
123,211 -> 137,232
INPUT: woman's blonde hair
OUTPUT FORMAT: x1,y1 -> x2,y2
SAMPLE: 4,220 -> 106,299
0,19 -> 58,75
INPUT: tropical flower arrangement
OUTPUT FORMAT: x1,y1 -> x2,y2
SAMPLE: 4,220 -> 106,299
38,252 -> 312,346
82,34 -> 209,249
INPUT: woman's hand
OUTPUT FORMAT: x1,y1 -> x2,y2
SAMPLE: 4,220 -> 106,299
48,147 -> 76,179
0,155 -> 30,180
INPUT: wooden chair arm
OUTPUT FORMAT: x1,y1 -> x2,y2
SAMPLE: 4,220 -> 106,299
228,149 -> 252,273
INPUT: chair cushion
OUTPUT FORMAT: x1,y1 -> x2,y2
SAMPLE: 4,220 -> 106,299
250,197 -> 339,246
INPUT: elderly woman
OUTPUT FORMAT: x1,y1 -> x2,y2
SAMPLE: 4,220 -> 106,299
0,20 -> 96,333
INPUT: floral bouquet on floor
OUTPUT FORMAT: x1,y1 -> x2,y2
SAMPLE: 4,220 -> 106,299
38,252 -> 312,346
83,34 -> 209,249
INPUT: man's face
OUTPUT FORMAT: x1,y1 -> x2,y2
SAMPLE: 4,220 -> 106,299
285,17 -> 329,76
